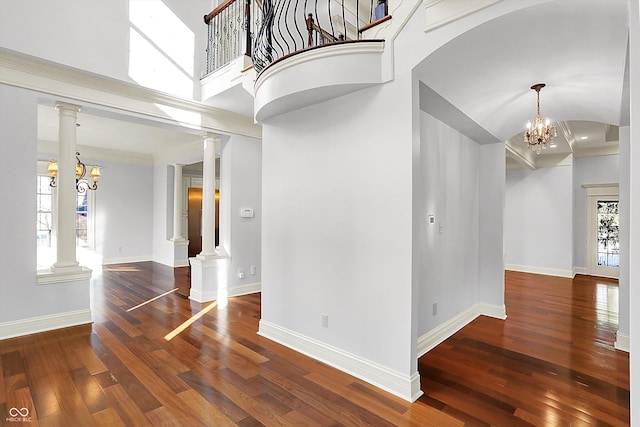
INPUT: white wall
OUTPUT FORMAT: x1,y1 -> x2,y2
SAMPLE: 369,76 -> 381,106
92,159 -> 154,263
220,135 -> 262,289
478,143 -> 505,305
0,0 -> 212,100
416,113 -> 505,337
618,128 -> 629,340
0,84 -> 90,325
417,112 -> 480,334
261,79 -> 415,382
572,154 -> 619,269
151,163 -> 175,266
505,165 -> 573,276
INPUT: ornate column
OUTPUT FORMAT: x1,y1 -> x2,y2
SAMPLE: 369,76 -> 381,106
199,134 -> 219,257
189,134 -> 229,303
52,102 -> 81,272
171,163 -> 185,241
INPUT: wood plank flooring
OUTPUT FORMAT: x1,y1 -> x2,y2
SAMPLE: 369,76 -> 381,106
0,264 -> 629,426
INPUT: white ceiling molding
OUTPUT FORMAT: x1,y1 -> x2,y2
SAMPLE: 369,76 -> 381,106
556,121 -> 576,153
505,140 -> 535,170
0,48 -> 261,139
573,143 -> 620,158
424,0 -> 502,33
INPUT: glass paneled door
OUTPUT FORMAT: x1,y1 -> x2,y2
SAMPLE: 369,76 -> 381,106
586,186 -> 619,278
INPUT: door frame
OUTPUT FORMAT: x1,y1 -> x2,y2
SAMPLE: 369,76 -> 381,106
585,184 -> 619,278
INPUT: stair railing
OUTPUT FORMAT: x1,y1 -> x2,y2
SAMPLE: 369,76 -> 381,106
204,0 -> 263,75
203,0 -> 389,76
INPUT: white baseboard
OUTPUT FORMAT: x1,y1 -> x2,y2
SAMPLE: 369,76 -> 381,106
506,264 -> 574,278
417,302 -> 506,357
190,282 -> 261,303
0,309 -> 92,340
615,331 -> 630,352
258,320 -> 423,403
102,255 -> 152,265
573,266 -> 587,276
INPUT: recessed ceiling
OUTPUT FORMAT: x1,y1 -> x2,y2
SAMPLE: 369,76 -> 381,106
415,0 -> 628,143
37,104 -> 203,157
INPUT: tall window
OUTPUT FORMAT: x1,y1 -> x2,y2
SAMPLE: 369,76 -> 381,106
76,191 -> 89,247
36,175 -> 53,247
37,168 -> 95,269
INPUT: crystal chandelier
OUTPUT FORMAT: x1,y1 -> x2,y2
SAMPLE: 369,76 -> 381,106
524,83 -> 556,154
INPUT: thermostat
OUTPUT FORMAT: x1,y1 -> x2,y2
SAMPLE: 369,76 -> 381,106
240,208 -> 254,218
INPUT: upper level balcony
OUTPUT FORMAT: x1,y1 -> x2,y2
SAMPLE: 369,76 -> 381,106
200,0 -> 393,121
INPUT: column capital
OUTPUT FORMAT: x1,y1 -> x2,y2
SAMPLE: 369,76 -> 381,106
55,102 -> 82,114
201,133 -> 221,142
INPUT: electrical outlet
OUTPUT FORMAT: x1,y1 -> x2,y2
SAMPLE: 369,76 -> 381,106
238,269 -> 245,279
432,302 -> 438,316
321,314 -> 328,328
250,265 -> 256,275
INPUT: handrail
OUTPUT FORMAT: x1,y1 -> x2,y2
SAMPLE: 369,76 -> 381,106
358,14 -> 391,33
204,0 -> 237,24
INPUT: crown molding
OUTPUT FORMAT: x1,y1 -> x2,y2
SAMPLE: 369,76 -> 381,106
424,0 -> 502,33
505,139 -> 536,170
0,48 -> 261,140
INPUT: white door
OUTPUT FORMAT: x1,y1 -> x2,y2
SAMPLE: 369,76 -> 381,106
586,186 -> 619,278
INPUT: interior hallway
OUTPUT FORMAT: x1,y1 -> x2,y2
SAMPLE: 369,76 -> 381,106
0,264 -> 629,425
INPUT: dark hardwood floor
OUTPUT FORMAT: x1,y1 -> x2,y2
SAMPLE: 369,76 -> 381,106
1,264 -> 629,426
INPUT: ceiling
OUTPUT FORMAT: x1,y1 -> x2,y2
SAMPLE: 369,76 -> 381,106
37,0 -> 628,170
416,0 -> 628,169
37,104 -> 205,163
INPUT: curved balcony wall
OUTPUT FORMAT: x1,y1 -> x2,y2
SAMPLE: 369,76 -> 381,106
254,40 -> 384,121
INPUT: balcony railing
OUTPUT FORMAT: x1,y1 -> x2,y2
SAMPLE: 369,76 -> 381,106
252,0 -> 388,73
204,0 -> 389,76
204,0 -> 262,74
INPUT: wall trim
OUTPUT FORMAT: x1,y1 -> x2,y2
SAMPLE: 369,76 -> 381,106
505,264 -> 574,278
0,47 -> 261,139
573,266 -> 587,276
258,320 -> 423,402
417,302 -> 506,357
424,0 -> 502,32
102,256 -> 153,265
615,332 -> 630,352
190,282 -> 261,303
0,309 -> 92,340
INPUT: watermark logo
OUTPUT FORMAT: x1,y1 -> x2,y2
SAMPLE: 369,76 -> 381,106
6,407 -> 32,423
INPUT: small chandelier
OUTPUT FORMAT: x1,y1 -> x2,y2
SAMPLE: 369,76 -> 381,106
524,83 -> 556,154
47,151 -> 100,192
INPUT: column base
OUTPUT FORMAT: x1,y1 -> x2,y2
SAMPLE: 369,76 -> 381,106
37,265 -> 92,285
169,238 -> 189,267
189,253 -> 231,303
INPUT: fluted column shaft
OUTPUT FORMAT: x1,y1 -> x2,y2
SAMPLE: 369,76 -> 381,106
53,102 -> 81,271
172,164 -> 185,241
199,135 -> 219,257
